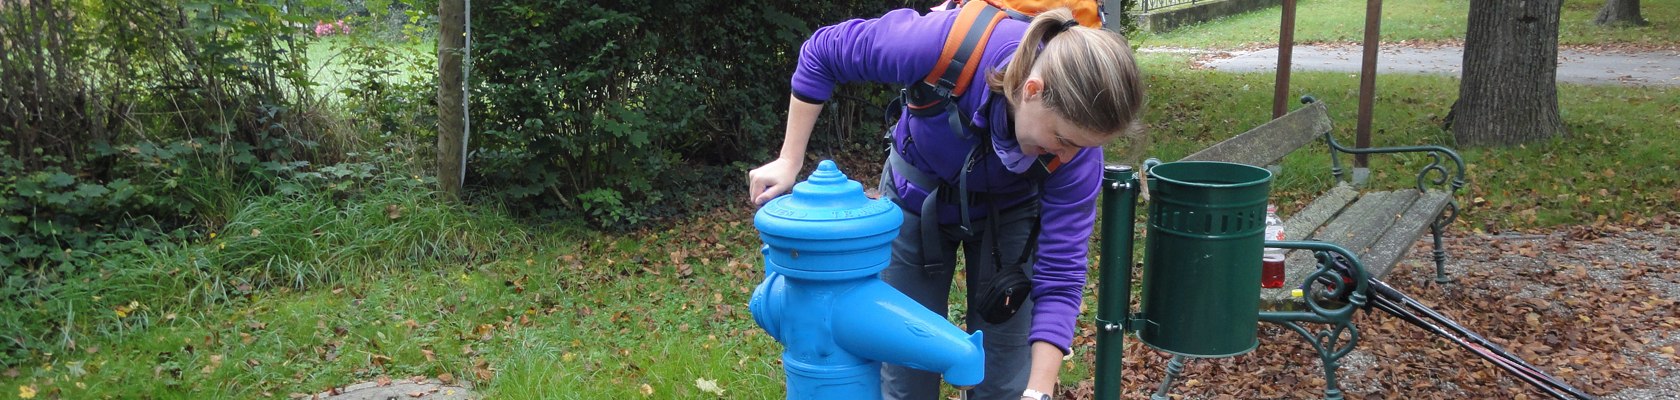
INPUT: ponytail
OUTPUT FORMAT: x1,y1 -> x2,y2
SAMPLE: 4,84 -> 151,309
990,9 -> 1073,108
988,8 -> 1146,142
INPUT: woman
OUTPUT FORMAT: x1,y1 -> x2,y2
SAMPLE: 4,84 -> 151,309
747,5 -> 1145,400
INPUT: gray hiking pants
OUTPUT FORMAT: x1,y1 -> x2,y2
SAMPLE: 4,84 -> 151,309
878,176 -> 1039,400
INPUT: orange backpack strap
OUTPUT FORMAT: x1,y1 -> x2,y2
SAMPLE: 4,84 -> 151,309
903,0 -> 1007,121
927,0 -> 1007,98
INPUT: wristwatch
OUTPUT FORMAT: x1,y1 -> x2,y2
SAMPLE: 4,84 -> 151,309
1022,388 -> 1052,400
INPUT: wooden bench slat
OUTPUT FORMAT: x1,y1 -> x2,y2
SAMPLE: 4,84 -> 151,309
1181,101 -> 1331,166
1282,183 -> 1359,243
1314,190 -> 1419,256
1359,190 -> 1452,278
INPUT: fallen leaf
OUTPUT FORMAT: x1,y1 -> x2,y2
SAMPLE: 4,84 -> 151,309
473,359 -> 493,381
695,378 -> 725,395
639,383 -> 654,396
438,372 -> 455,384
18,385 -> 36,399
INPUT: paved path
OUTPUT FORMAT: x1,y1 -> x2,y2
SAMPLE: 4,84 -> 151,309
1188,45 -> 1680,86
312,379 -> 480,400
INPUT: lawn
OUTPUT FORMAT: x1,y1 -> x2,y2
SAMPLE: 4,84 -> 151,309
1136,0 -> 1680,49
5,1 -> 1678,399
303,35 -> 436,100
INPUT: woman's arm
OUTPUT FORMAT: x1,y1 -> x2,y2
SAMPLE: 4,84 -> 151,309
747,96 -> 821,206
749,9 -> 945,205
1025,341 -> 1064,397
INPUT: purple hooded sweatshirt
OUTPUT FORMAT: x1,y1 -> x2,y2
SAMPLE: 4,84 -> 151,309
790,8 -> 1102,354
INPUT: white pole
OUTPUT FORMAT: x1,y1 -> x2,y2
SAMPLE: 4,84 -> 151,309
459,0 -> 472,187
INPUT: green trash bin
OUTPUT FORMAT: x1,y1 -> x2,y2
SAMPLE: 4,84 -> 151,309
1137,161 -> 1272,358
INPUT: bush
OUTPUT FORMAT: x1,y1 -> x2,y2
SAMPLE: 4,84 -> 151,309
0,0 -> 350,366
467,0 -> 906,228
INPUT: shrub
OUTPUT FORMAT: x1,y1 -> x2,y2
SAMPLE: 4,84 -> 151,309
0,0 -> 347,366
467,0 -> 905,228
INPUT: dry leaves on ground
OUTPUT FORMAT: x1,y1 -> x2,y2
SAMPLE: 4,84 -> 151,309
1065,222 -> 1680,399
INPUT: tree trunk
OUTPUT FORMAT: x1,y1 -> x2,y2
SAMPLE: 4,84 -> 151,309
1449,0 -> 1565,147
1594,0 -> 1647,27
437,0 -> 465,199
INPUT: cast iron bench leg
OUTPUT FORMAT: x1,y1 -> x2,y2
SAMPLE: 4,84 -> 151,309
1261,317 -> 1359,400
1431,203 -> 1461,284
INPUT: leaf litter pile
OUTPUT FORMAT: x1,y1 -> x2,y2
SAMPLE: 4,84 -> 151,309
1062,221 -> 1680,399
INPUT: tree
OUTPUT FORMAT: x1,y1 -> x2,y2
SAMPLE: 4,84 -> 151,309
1593,0 -> 1647,27
437,0 -> 465,199
1447,0 -> 1565,147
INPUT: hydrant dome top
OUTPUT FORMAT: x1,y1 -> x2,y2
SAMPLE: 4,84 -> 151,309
756,160 -> 901,240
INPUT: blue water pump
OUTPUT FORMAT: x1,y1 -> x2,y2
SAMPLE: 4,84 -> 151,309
749,160 -> 985,399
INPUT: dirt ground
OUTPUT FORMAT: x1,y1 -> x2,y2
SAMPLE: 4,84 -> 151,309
1065,221 -> 1680,399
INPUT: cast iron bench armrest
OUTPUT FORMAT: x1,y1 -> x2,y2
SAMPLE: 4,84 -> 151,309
1324,133 -> 1467,195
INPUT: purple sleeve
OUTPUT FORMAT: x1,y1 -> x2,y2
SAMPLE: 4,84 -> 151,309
1028,147 -> 1103,354
790,9 -> 947,103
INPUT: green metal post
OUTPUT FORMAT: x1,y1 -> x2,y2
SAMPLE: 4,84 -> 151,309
1095,165 -> 1139,400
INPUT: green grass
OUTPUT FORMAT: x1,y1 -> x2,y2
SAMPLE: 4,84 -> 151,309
1,203 -> 786,400
304,35 -> 435,99
1136,0 -> 1680,49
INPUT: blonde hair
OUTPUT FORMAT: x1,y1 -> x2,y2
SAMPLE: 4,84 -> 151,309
988,9 -> 1146,143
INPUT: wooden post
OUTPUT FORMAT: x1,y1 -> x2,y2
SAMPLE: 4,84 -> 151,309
1355,0 -> 1382,170
437,0 -> 465,199
1273,0 -> 1297,119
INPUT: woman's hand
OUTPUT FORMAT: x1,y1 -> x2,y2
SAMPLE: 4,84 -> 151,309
748,158 -> 802,206
750,95 -> 824,206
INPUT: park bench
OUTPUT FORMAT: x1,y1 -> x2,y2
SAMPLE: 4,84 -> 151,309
1175,97 -> 1467,398
1181,97 -> 1465,298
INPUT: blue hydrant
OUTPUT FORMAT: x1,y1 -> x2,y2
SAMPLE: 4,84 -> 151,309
750,160 -> 985,399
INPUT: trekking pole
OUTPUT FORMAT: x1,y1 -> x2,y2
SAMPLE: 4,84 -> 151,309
1366,292 -> 1579,400
1364,277 -> 1595,399
1316,255 -> 1595,400
1368,278 -> 1595,399
1391,284 -> 1593,397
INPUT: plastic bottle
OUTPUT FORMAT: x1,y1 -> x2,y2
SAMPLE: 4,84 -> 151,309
1261,204 -> 1286,289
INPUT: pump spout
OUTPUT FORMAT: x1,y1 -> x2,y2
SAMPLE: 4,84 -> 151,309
831,279 -> 987,387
